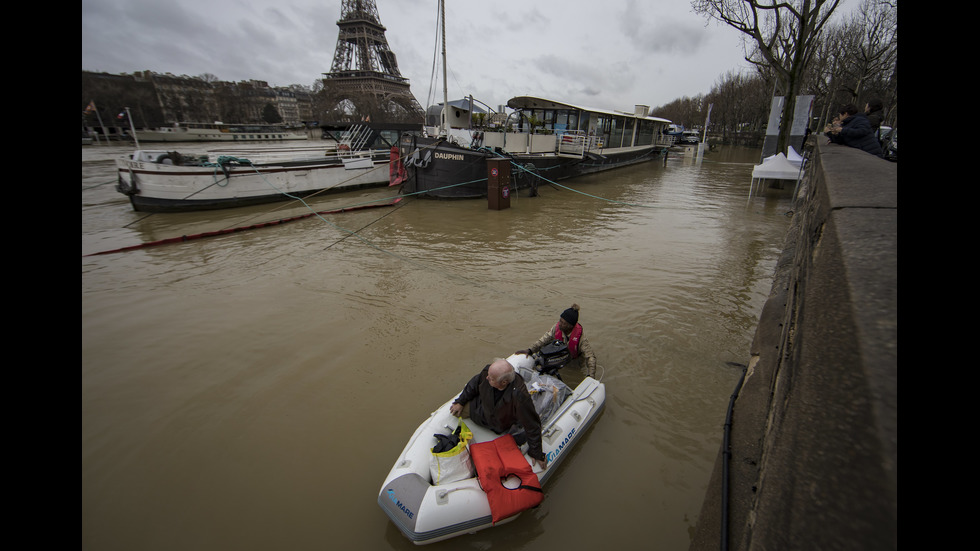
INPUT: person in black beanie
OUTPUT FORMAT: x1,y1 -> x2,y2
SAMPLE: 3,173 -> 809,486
517,303 -> 598,383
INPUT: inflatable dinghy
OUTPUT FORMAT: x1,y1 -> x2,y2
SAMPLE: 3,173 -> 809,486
378,353 -> 605,545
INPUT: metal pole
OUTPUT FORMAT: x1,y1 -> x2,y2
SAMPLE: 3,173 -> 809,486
94,103 -> 110,145
440,0 -> 448,138
125,107 -> 140,149
697,104 -> 713,164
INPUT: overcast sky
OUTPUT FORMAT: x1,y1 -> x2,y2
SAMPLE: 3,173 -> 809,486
81,0 -> 849,113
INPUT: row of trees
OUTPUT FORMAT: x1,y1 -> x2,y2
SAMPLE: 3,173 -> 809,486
654,0 -> 896,150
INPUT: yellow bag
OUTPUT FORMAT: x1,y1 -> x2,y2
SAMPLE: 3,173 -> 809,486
430,420 -> 475,485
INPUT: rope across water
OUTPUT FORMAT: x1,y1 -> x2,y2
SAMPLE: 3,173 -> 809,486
100,145 -> 699,256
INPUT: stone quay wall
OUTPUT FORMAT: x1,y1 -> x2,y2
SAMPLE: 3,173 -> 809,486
690,141 -> 897,550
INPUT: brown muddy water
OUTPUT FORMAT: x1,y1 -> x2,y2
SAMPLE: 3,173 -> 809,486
82,141 -> 794,550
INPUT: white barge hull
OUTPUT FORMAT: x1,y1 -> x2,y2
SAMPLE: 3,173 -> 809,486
115,150 -> 392,212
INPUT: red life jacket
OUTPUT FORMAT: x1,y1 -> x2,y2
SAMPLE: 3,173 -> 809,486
554,322 -> 583,359
389,146 -> 407,187
469,434 -> 543,524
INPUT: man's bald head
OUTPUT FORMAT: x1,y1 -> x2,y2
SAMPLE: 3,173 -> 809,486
486,359 -> 516,390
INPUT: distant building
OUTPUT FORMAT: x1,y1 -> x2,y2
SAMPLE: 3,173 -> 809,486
81,70 -> 316,128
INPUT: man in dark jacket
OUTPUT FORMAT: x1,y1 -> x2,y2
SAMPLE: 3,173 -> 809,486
824,104 -> 883,157
450,358 -> 547,469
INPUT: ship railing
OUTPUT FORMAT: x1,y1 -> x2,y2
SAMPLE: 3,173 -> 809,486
557,131 -> 587,158
339,124 -> 374,156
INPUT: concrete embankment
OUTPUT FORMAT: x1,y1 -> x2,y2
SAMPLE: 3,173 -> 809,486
690,141 -> 897,550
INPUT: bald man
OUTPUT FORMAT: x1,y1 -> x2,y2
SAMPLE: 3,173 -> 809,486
450,358 -> 547,469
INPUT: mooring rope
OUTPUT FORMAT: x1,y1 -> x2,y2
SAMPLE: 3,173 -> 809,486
88,156 -> 478,257
504,149 -> 715,210
96,139 -> 687,257
83,198 -> 405,257
87,142 -> 682,314
82,179 -> 118,191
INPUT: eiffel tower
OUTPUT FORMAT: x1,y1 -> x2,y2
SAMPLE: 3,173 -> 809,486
320,0 -> 424,124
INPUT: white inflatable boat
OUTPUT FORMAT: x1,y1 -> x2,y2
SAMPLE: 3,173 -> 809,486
378,353 -> 606,545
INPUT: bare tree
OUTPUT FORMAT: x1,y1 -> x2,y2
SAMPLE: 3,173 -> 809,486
804,21 -> 851,129
692,0 -> 842,153
801,0 -> 897,130
838,0 -> 897,120
704,69 -> 772,145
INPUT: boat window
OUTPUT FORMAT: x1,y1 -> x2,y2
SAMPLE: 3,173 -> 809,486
555,111 -> 569,128
379,130 -> 399,146
600,116 -> 612,135
609,118 -> 625,148
591,115 -> 612,147
636,120 -> 655,146
621,118 -> 634,147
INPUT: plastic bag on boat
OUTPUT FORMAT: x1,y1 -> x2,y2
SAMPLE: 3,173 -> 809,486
429,420 -> 475,485
518,367 -> 572,423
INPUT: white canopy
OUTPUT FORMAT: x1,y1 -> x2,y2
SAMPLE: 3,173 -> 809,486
786,146 -> 804,167
751,152 -> 802,180
748,149 -> 807,204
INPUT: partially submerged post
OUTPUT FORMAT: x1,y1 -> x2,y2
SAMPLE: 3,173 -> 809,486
487,158 -> 511,210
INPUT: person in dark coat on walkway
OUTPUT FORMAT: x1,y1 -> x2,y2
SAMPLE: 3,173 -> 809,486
865,98 -> 884,136
824,104 -> 883,157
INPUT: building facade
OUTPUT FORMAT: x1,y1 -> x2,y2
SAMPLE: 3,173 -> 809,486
82,71 -> 315,129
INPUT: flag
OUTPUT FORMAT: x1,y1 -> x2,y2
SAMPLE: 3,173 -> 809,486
117,111 -> 126,119
84,101 -> 96,114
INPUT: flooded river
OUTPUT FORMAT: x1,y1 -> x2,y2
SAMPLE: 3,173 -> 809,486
82,141 -> 794,550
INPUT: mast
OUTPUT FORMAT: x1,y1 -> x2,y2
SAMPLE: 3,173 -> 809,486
440,0 -> 449,137
125,107 -> 140,149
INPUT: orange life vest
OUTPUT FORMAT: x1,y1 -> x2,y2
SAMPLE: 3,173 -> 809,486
469,434 -> 543,524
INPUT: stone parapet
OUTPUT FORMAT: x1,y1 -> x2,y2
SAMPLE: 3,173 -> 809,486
690,142 -> 897,550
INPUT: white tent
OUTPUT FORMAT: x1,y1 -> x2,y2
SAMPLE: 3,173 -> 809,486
786,146 -> 804,168
752,152 -> 802,180
748,151 -> 806,203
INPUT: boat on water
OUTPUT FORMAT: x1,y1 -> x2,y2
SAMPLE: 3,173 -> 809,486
134,121 -> 310,143
378,353 -> 605,545
389,0 -> 672,200
115,124 -> 407,212
393,97 -> 674,199
663,123 -> 685,144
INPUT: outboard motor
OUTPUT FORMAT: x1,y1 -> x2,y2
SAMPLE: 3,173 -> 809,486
535,340 -> 571,377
